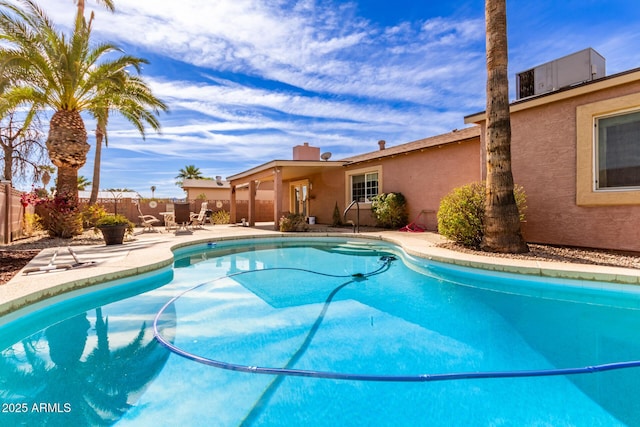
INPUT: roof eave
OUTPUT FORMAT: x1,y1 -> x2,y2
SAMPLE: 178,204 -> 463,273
227,160 -> 349,181
344,135 -> 480,166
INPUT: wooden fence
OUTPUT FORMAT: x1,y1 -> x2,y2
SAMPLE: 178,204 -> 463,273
86,198 -> 274,225
0,182 -> 29,244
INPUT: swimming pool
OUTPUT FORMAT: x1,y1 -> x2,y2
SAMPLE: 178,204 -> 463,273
2,237 -> 640,426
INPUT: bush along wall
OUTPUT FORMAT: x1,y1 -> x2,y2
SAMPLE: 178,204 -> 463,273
371,192 -> 408,229
437,181 -> 527,248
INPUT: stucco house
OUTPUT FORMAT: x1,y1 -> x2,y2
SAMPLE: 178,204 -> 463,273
228,131 -> 481,230
228,48 -> 640,252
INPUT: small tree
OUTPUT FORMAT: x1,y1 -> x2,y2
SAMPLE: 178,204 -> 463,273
332,202 -> 342,227
0,110 -> 48,184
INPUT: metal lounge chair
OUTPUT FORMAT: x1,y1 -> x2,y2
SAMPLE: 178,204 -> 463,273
23,247 -> 97,275
136,202 -> 161,232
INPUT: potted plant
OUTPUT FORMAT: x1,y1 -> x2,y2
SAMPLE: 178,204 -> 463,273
95,214 -> 134,245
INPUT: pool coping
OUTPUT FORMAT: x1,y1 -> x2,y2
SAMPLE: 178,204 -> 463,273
2,225 -> 640,317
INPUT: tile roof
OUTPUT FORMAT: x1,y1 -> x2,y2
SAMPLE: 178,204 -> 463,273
340,126 -> 480,164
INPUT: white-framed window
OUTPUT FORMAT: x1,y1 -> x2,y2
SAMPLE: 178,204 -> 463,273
595,109 -> 640,190
346,166 -> 381,204
351,172 -> 378,202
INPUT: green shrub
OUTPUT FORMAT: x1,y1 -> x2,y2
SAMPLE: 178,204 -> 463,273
81,204 -> 108,229
437,182 -> 485,248
279,213 -> 308,232
210,210 -> 230,224
437,182 -> 527,248
22,212 -> 42,235
371,192 -> 408,228
34,193 -> 83,238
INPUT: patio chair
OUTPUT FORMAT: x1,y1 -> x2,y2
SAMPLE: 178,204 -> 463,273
173,202 -> 192,234
190,202 -> 208,229
161,203 -> 176,231
136,202 -> 161,232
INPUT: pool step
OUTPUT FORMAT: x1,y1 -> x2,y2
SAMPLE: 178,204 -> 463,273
330,242 -> 389,256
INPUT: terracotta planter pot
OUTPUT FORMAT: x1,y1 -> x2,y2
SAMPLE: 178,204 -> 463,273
98,225 -> 127,245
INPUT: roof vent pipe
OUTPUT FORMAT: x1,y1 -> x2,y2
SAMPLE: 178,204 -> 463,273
378,140 -> 386,150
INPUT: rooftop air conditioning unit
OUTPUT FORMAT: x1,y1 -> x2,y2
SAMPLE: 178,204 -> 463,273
516,48 -> 605,99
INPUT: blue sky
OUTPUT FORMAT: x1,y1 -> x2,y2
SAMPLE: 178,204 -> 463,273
29,0 -> 640,198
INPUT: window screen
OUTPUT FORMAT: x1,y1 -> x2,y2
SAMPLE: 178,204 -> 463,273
351,172 -> 378,202
596,110 -> 640,189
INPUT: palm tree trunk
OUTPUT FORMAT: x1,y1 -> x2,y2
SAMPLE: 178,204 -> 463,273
481,0 -> 528,253
89,123 -> 105,205
46,110 -> 90,203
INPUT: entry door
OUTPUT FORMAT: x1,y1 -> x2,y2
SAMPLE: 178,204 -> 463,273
290,180 -> 309,216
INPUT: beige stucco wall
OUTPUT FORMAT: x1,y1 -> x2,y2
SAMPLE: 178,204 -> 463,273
375,140 -> 482,229
185,186 -> 230,201
309,139 -> 481,228
481,80 -> 640,251
301,169 -> 346,224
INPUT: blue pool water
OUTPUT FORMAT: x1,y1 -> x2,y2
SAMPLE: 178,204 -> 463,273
2,237 -> 640,426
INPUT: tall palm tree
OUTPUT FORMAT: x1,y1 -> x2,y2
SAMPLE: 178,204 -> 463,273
481,0 -> 528,253
70,0 -> 140,207
175,164 -> 204,188
88,72 -> 167,204
0,0 -> 148,208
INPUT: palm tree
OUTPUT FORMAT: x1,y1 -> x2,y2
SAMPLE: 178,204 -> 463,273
175,164 -> 204,188
0,0 -> 149,209
88,72 -> 167,204
77,175 -> 91,190
480,0 -> 528,253
68,0 -> 159,206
